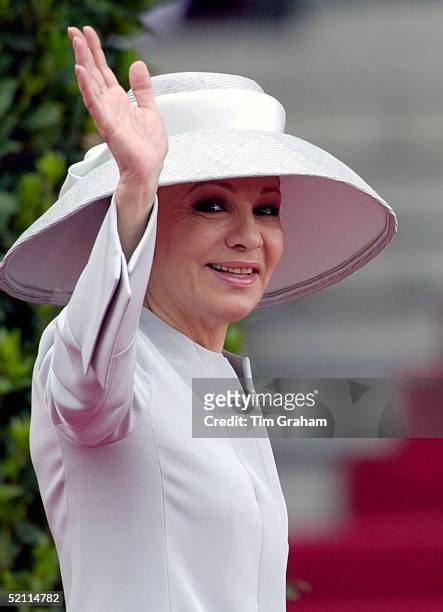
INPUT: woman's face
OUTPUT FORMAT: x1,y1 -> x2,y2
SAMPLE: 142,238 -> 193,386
146,176 -> 283,325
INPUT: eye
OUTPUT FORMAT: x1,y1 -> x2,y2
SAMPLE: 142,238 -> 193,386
254,204 -> 280,216
193,198 -> 226,213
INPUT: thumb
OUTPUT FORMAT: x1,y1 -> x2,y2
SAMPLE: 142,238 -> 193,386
129,60 -> 155,109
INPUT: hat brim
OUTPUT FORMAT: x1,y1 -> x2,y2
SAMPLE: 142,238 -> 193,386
0,128 -> 397,307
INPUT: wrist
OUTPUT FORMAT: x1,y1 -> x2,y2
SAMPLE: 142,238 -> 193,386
115,180 -> 157,208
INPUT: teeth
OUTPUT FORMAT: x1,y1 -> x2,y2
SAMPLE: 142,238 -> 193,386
211,264 -> 254,275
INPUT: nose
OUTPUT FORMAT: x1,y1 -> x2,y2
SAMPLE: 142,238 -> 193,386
225,210 -> 263,251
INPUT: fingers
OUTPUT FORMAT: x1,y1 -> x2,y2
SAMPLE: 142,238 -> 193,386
68,29 -> 107,130
73,63 -> 104,128
67,26 -> 107,96
82,26 -> 119,89
69,27 -> 102,100
128,61 -> 156,110
72,39 -> 102,101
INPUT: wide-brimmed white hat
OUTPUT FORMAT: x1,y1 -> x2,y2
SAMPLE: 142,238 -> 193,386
0,71 -> 397,308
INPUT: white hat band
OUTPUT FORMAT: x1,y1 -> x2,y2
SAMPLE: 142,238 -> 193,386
155,89 -> 286,136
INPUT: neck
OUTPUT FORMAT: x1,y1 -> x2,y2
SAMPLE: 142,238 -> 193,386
143,296 -> 228,353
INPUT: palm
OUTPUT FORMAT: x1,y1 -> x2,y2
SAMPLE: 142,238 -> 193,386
95,84 -> 167,181
68,25 -> 168,185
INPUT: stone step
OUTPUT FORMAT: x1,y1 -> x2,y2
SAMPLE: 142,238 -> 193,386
137,3 -> 443,79
245,310 -> 440,375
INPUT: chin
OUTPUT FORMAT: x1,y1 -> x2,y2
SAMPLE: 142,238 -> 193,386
212,293 -> 260,323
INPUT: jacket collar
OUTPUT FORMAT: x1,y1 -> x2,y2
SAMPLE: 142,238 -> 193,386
222,348 -> 255,394
139,307 -> 254,392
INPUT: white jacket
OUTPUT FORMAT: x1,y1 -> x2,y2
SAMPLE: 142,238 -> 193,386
29,145 -> 289,611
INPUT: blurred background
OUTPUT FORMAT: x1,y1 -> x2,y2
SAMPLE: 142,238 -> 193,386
1,0 -> 443,610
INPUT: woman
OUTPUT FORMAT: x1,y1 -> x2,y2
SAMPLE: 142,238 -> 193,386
0,25 -> 397,612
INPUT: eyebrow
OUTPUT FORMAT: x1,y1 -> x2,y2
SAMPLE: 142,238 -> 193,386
184,180 -> 280,197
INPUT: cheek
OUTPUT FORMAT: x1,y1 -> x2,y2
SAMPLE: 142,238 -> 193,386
156,214 -> 191,256
155,216 -> 219,272
164,213 -> 222,249
265,228 -> 284,270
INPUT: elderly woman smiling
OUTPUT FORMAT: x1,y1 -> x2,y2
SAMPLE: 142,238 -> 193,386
0,24 -> 397,612
145,175 -> 283,350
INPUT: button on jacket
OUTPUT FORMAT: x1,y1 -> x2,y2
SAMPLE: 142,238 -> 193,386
30,187 -> 289,612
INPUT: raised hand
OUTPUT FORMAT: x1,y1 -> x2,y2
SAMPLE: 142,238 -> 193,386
67,25 -> 168,192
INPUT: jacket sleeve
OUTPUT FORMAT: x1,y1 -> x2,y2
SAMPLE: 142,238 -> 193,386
37,143 -> 159,446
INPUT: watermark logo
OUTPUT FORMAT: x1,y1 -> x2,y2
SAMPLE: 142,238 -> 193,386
190,376 -> 424,438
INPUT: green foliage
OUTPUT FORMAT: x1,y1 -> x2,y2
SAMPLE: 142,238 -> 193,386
0,0 -> 160,605
224,321 -> 245,354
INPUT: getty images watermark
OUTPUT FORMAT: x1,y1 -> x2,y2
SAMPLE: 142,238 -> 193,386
202,386 -> 322,427
191,376 -> 443,438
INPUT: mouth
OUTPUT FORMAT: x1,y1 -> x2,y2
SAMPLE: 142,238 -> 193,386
206,262 -> 260,288
206,263 -> 259,277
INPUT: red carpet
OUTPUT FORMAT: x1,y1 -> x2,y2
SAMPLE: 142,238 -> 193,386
287,439 -> 443,609
287,509 -> 443,598
287,596 -> 443,611
350,439 -> 443,513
